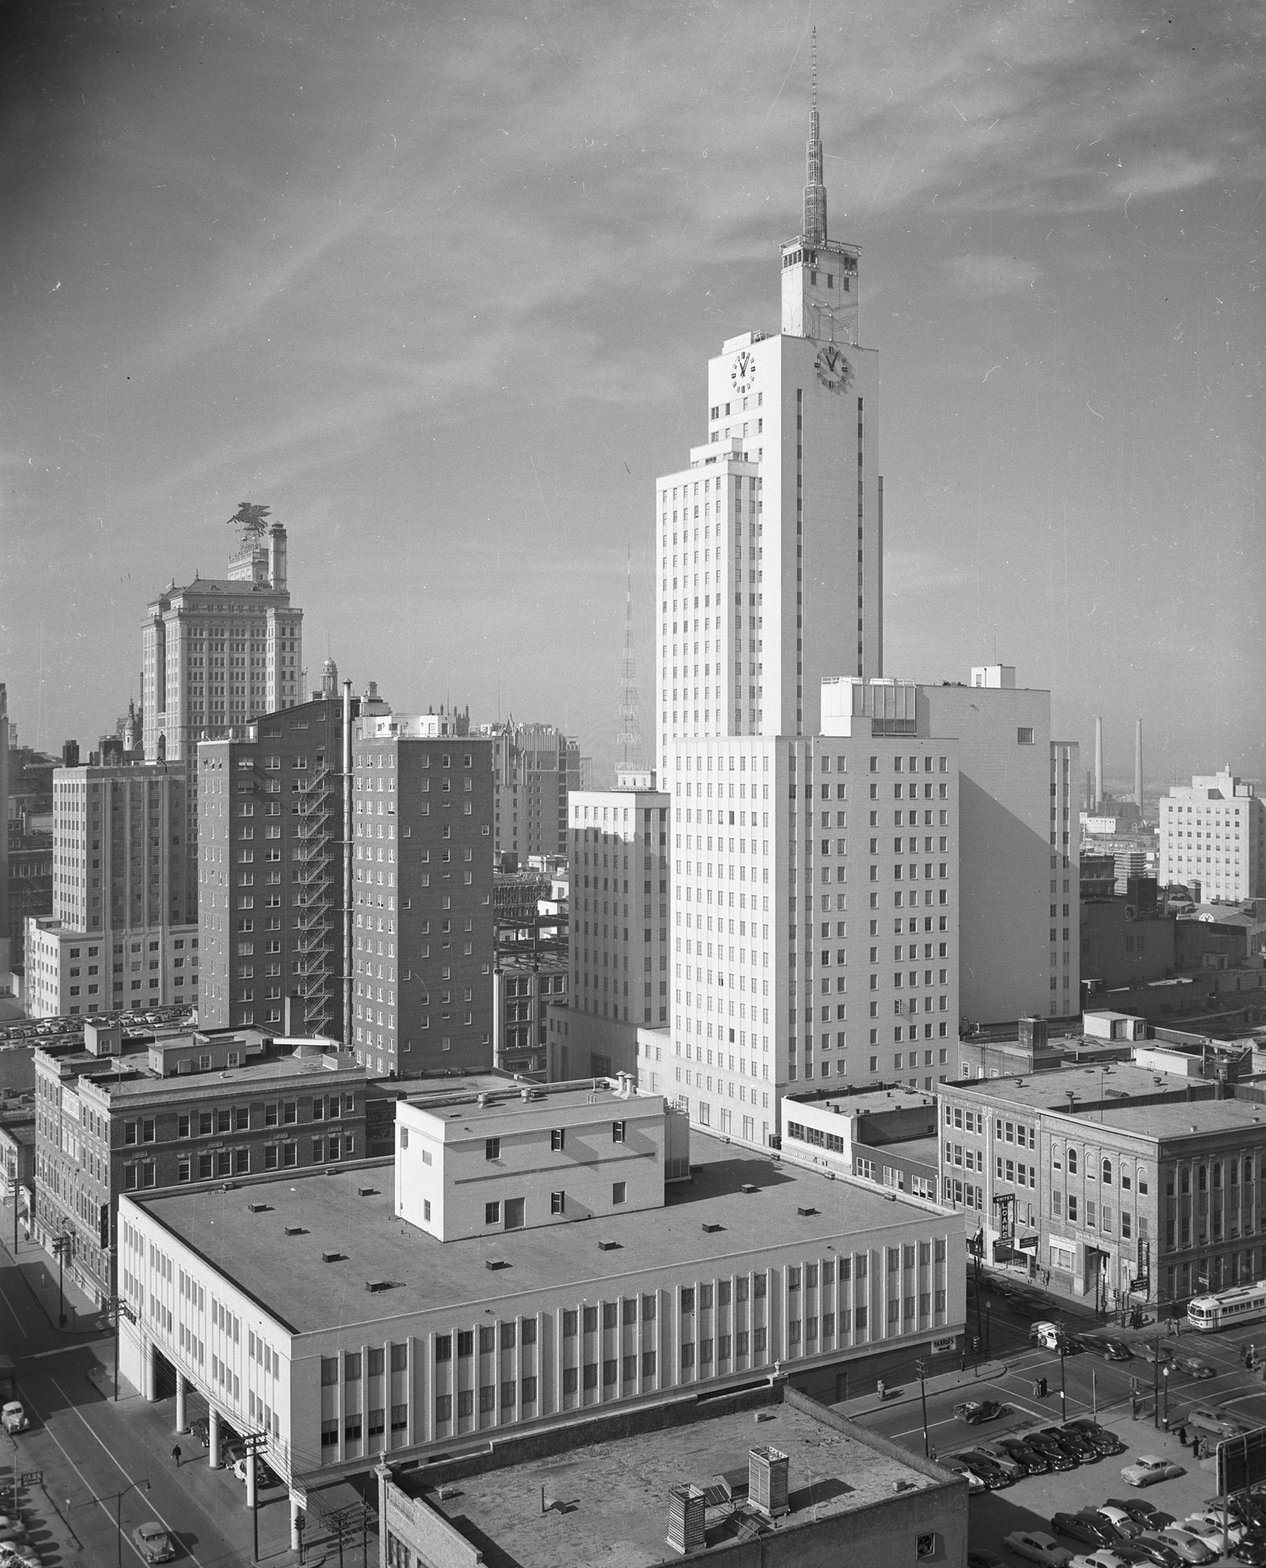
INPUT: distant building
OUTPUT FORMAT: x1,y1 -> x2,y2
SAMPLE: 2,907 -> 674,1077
34,1020 -> 366,1305
142,516 -> 303,765
350,710 -> 494,1077
548,782 -> 670,1082
1160,769 -> 1266,904
479,720 -> 580,868
953,1015 -> 1070,1080
377,1381 -> 967,1568
492,955 -> 566,1078
781,1083 -> 940,1199
25,761 -> 198,1017
117,1077 -> 965,1508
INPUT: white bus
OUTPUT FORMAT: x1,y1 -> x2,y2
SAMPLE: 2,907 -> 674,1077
1187,1280 -> 1266,1332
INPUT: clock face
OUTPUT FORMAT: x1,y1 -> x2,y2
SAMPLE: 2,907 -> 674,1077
814,343 -> 853,393
731,349 -> 756,394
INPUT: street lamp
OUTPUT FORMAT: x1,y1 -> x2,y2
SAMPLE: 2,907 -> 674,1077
51,1232 -> 71,1328
915,1359 -> 930,1457
73,1477 -> 150,1568
1056,1323 -> 1068,1419
1152,1335 -> 1164,1428
104,1296 -> 136,1402
1161,1362 -> 1172,1430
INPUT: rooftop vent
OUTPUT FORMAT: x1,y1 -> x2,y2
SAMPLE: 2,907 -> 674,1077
597,1239 -> 621,1252
740,1183 -> 758,1195
365,1279 -> 392,1293
484,1258 -> 510,1271
321,1250 -> 345,1263
796,1205 -> 818,1217
246,1202 -> 271,1214
701,1221 -> 724,1234
357,1186 -> 378,1197
219,1182 -> 239,1192
284,1225 -> 307,1236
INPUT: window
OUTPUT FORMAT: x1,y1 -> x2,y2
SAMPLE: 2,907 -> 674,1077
550,1128 -> 565,1152
484,1201 -> 501,1225
612,1181 -> 627,1204
485,1137 -> 500,1161
550,1190 -> 565,1214
612,1120 -> 626,1144
1017,727 -> 1035,745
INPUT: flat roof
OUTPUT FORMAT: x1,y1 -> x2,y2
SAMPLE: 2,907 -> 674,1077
944,1062 -> 1193,1110
788,1085 -> 934,1118
1095,1097 -> 1266,1140
58,1046 -> 363,1103
130,1133 -> 953,1335
417,1398 -> 941,1568
404,1081 -> 651,1126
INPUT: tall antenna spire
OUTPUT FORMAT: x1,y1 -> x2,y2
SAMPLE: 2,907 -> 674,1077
803,26 -> 827,243
616,549 -> 644,774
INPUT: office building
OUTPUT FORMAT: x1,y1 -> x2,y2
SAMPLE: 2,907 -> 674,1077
116,1076 -> 964,1512
142,512 -> 303,764
1159,769 -> 1266,903
198,691 -> 367,1037
32,1020 -> 366,1305
377,1382 -> 966,1568
492,954 -> 566,1078
350,710 -> 494,1077
480,719 -> 580,867
25,761 -> 198,1017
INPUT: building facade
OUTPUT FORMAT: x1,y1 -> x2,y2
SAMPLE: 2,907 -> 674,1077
115,1079 -> 965,1510
142,517 -> 303,765
492,956 -> 566,1078
198,694 -> 359,1036
32,1020 -> 366,1304
350,712 -> 494,1077
24,761 -> 198,1017
480,720 -> 580,868
1160,769 -> 1266,904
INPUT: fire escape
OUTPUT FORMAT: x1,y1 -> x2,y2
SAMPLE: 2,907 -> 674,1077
292,763 -> 337,1035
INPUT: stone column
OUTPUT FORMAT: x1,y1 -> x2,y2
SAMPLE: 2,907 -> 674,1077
174,1375 -> 187,1433
208,1407 -> 221,1468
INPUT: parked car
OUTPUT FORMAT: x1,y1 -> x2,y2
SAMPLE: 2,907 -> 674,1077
1048,1425 -> 1102,1461
0,1404 -> 28,1436
231,1455 -> 280,1489
1122,1455 -> 1185,1487
958,1449 -> 1012,1488
1105,1500 -> 1175,1531
188,1417 -> 210,1446
1154,1528 -> 1215,1565
995,1435 -> 1050,1474
939,1456 -> 986,1493
130,1522 -> 176,1563
1066,1417 -> 1127,1455
967,1553 -> 1008,1568
1052,1513 -> 1120,1549
1004,1531 -> 1074,1566
953,1399 -> 1006,1424
1094,1507 -> 1144,1539
1127,1537 -> 1183,1568
0,1520 -> 29,1545
1182,1515 -> 1241,1551
1068,1554 -> 1131,1568
1234,1535 -> 1266,1566
1026,1431 -> 1079,1470
972,1442 -> 1025,1480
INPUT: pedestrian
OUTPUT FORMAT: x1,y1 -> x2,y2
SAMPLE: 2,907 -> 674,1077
876,1377 -> 886,1402
1038,1376 -> 1048,1399
1032,1379 -> 1041,1399
171,1444 -> 182,1467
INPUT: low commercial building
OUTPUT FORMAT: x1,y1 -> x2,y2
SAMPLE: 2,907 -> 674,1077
492,955 -> 567,1078
377,1380 -> 966,1568
940,1061 -> 1266,1314
33,1021 -> 367,1304
781,1084 -> 940,1199
116,1077 -> 965,1536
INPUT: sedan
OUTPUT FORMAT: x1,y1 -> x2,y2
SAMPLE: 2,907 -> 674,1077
1105,1501 -> 1176,1531
1129,1534 -> 1184,1567
1138,1342 -> 1174,1366
231,1455 -> 281,1489
130,1522 -> 176,1564
953,1399 -> 1006,1424
1053,1513 -> 1119,1548
970,1444 -> 1024,1480
1068,1554 -> 1131,1568
995,1436 -> 1050,1474
939,1456 -> 986,1494
1155,1528 -> 1215,1565
1181,1515 -> 1240,1551
1122,1455 -> 1185,1487
1065,1417 -> 1127,1455
967,1554 -> 1008,1568
1173,1355 -> 1216,1380
958,1450 -> 1012,1488
1099,1339 -> 1135,1361
1095,1507 -> 1144,1540
1004,1532 -> 1074,1567
1026,1432 -> 1079,1470
1235,1536 -> 1266,1566
1047,1425 -> 1102,1461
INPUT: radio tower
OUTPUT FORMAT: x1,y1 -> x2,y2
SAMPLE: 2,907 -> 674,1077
616,550 -> 644,773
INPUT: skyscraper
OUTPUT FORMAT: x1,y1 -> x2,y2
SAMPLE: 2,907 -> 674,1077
142,511 -> 303,764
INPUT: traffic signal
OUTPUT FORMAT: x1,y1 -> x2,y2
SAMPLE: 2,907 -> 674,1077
914,1359 -> 927,1378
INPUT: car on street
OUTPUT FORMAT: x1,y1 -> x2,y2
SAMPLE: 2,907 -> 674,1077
1137,1341 -> 1175,1365
130,1522 -> 176,1563
1098,1339 -> 1134,1361
1121,1455 -> 1185,1487
1004,1531 -> 1074,1566
953,1399 -> 1006,1424
0,1404 -> 28,1435
1065,1420 -> 1127,1456
1052,1513 -> 1120,1549
1172,1355 -> 1215,1379
1153,1528 -> 1215,1565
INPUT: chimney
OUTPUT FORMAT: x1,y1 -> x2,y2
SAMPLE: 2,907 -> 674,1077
666,1484 -> 706,1554
1093,716 -> 1103,812
748,1445 -> 790,1519
1018,1015 -> 1048,1053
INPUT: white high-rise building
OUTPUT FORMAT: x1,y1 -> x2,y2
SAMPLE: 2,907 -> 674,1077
1159,769 -> 1266,903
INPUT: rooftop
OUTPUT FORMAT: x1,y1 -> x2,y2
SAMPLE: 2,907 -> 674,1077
787,1084 -> 935,1119
130,1132 -> 954,1335
38,1038 -> 362,1102
944,1062 -> 1199,1111
413,1394 -> 945,1568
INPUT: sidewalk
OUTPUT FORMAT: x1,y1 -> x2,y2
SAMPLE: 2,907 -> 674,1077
0,1201 -> 102,1338
835,1358 -> 1012,1421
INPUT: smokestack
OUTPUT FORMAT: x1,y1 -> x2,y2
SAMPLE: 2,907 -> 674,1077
1134,717 -> 1143,812
1093,716 -> 1103,812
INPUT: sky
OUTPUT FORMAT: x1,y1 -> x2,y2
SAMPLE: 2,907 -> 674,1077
1,0 -> 1262,793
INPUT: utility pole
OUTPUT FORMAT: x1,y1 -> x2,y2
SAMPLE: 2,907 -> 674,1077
915,1359 -> 930,1457
52,1232 -> 71,1328
104,1297 -> 136,1402
242,1432 -> 269,1562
